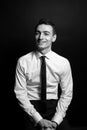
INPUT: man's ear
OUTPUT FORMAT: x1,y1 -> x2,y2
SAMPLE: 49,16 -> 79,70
52,34 -> 57,42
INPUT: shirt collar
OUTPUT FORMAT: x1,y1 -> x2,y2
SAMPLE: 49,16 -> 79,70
35,50 -> 52,59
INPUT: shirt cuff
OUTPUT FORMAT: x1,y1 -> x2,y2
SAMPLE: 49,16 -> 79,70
32,111 -> 43,125
51,113 -> 63,125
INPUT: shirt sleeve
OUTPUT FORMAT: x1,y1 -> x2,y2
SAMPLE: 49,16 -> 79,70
14,58 -> 43,124
52,60 -> 73,125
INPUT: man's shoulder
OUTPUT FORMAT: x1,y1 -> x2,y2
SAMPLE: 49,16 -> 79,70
52,51 -> 71,70
20,51 -> 34,59
51,51 -> 69,63
17,51 -> 35,64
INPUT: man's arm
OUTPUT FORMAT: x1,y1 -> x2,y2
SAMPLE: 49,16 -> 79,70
14,58 -> 43,124
52,59 -> 73,125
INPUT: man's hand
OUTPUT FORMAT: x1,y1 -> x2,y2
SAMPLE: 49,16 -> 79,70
38,119 -> 52,129
37,119 -> 58,130
52,121 -> 58,129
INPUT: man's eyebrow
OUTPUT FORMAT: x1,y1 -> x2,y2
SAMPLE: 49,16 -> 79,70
43,31 -> 50,33
36,30 -> 50,33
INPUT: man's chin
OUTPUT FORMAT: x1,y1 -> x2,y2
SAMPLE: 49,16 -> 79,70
36,46 -> 45,51
36,44 -> 45,49
37,46 -> 44,50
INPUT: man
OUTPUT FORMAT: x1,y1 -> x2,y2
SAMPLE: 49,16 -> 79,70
14,18 -> 73,130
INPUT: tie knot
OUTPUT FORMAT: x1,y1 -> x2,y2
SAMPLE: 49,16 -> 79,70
41,56 -> 45,58
41,56 -> 45,62
41,56 -> 45,59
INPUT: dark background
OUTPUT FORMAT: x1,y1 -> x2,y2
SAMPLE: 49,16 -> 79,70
1,0 -> 87,129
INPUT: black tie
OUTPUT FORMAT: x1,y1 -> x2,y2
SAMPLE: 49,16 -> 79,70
41,56 -> 46,101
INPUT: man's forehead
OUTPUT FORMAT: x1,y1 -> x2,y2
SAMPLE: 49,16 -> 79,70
36,24 -> 53,32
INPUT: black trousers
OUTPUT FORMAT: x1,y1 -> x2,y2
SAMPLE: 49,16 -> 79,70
23,100 -> 71,130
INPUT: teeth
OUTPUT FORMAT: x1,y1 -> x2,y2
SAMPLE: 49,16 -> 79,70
40,41 -> 46,42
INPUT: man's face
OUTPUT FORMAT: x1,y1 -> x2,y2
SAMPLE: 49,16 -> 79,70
35,24 -> 56,51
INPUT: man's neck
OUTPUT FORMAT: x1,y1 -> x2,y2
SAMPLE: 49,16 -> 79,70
37,47 -> 51,55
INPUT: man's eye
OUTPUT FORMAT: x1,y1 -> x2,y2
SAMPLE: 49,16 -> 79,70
35,32 -> 40,35
44,33 -> 49,36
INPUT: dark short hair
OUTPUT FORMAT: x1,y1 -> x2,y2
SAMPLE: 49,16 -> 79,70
35,18 -> 56,35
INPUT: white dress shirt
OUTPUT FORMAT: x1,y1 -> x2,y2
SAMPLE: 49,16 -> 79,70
14,50 -> 73,125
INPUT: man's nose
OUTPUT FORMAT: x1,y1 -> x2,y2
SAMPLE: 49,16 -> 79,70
39,33 -> 44,39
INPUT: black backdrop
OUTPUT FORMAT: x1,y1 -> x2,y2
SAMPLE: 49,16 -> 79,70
1,0 -> 87,129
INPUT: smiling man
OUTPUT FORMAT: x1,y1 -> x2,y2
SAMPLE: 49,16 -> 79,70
35,23 -> 56,54
14,18 -> 73,130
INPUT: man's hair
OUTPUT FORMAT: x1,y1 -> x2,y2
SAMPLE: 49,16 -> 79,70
35,18 -> 56,35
